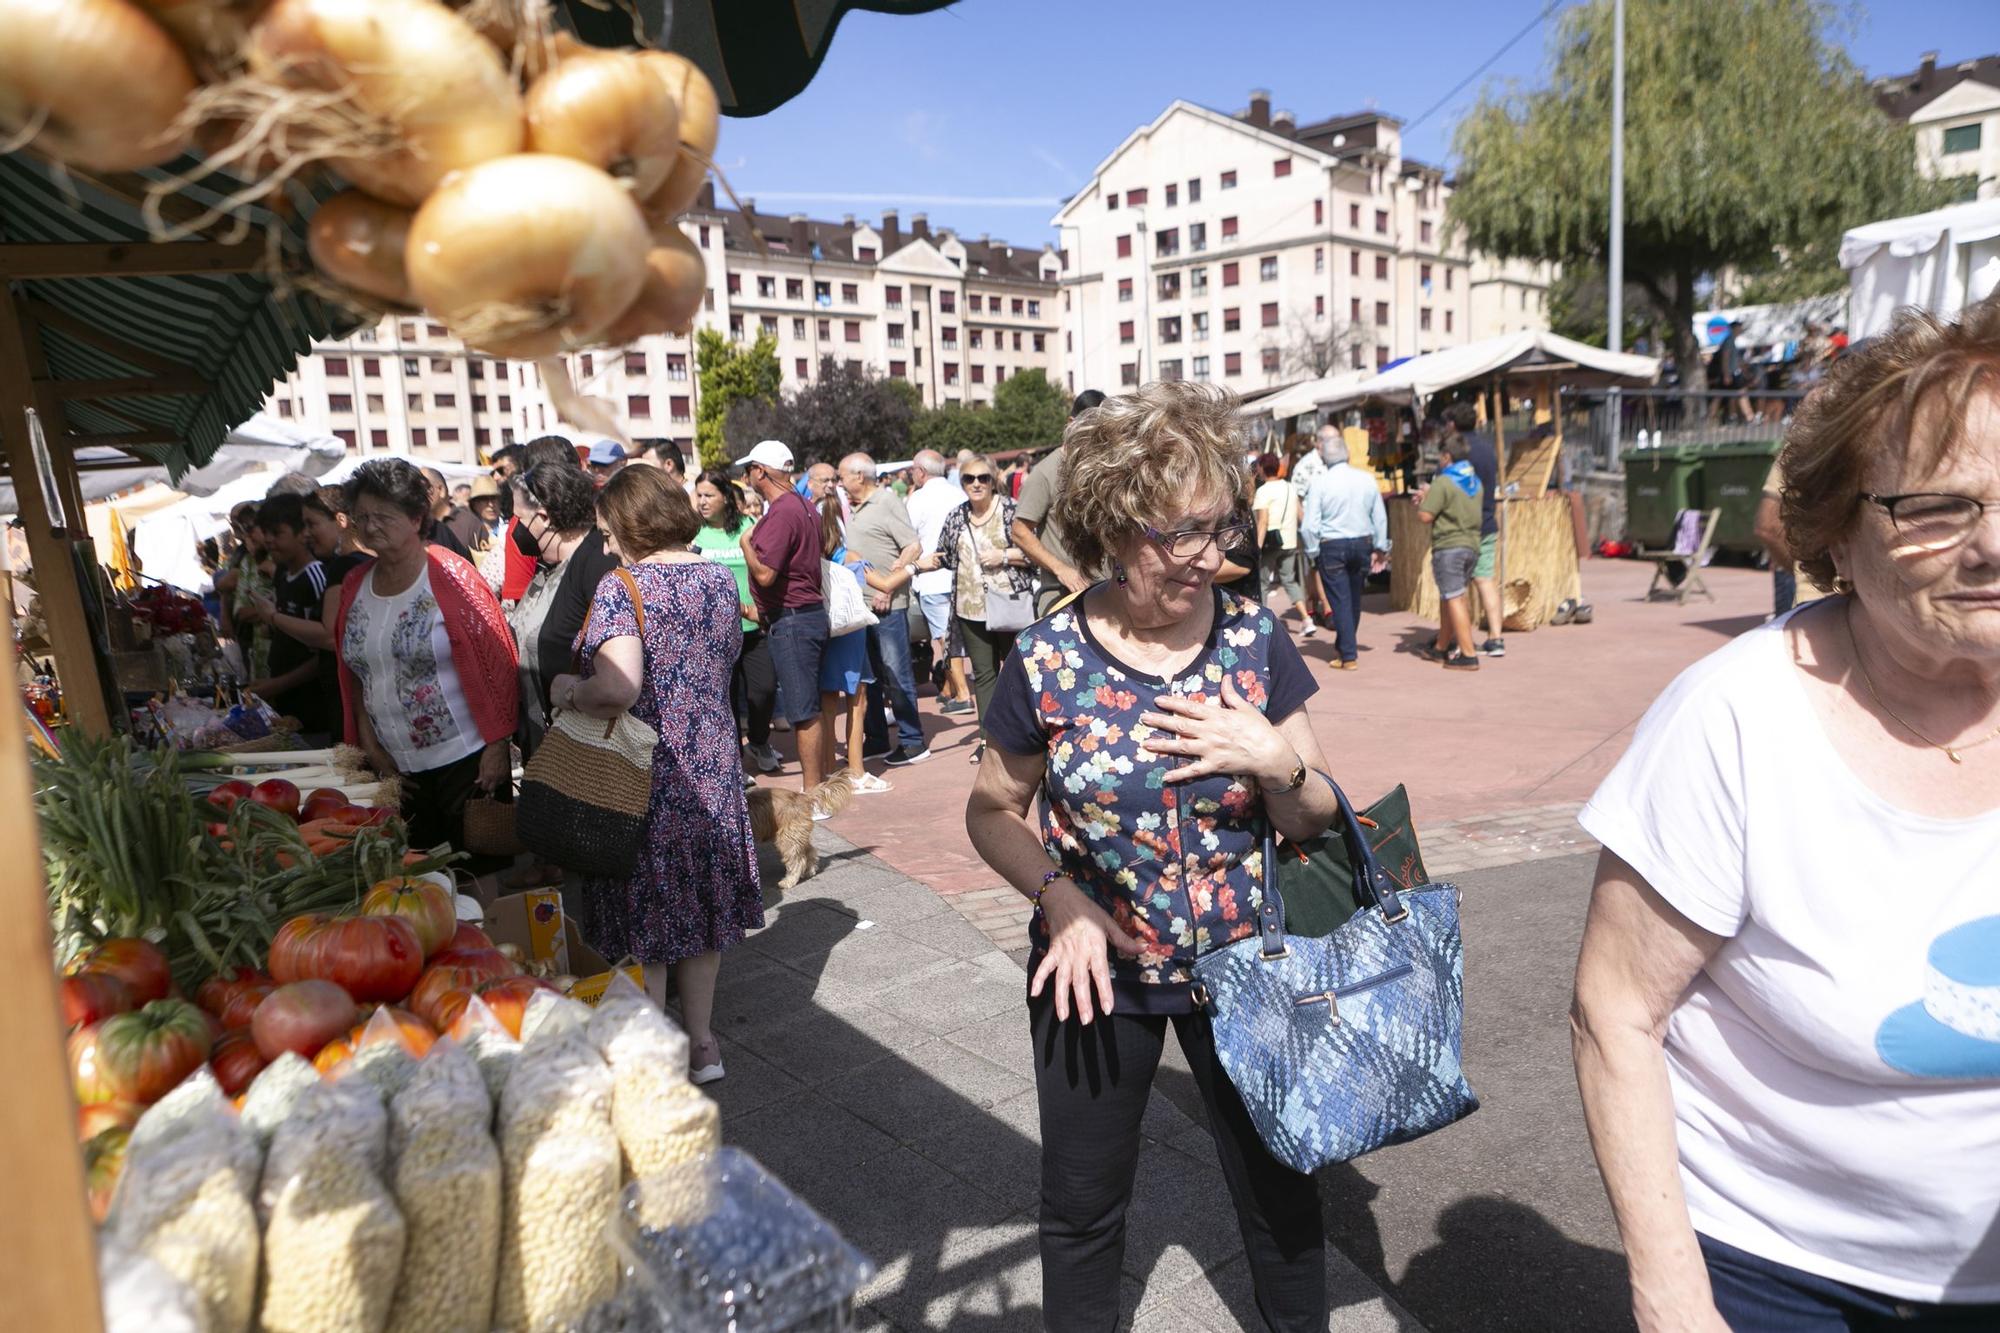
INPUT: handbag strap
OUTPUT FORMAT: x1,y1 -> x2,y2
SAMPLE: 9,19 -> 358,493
1257,771 -> 1407,957
562,566 -> 647,738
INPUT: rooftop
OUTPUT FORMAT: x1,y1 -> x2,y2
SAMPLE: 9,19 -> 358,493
695,185 -> 1055,284
1871,50 -> 2000,121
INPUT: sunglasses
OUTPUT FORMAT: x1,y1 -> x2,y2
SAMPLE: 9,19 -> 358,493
961,473 -> 996,485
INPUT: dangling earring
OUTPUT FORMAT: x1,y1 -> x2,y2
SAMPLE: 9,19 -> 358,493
1113,560 -> 1128,587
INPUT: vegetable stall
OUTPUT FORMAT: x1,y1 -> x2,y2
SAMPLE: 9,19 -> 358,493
1,0 -> 951,1326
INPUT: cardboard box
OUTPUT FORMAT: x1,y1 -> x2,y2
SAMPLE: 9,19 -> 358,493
483,890 -> 643,1008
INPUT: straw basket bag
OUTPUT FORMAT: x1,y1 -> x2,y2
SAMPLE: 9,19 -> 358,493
515,569 -> 658,878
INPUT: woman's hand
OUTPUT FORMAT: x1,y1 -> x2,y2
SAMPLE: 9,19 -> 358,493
239,594 -> 274,625
476,740 -> 509,794
977,547 -> 1008,572
1139,675 -> 1296,786
363,744 -> 397,779
1030,881 -> 1144,1026
917,552 -> 941,573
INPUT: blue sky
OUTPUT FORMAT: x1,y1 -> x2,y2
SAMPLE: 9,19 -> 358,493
715,0 -> 1993,247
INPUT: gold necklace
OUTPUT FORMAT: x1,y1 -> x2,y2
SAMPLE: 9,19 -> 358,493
1846,605 -> 2000,764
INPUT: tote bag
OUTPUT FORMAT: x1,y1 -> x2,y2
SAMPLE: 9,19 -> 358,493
824,559 -> 878,637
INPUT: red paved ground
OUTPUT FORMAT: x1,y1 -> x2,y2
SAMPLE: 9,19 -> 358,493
756,557 -> 1774,899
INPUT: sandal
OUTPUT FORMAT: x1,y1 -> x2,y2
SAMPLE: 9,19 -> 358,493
852,772 -> 893,794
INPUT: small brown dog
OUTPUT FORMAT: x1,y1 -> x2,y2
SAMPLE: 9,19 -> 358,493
747,772 -> 853,889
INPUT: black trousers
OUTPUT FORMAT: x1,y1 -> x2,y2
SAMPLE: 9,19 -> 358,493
733,628 -> 777,747
400,745 -> 511,874
1031,996 -> 1327,1332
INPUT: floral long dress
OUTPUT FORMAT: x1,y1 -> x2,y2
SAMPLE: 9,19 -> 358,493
576,561 -> 763,964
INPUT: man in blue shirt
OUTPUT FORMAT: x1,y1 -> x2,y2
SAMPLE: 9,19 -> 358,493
1300,424 -> 1389,670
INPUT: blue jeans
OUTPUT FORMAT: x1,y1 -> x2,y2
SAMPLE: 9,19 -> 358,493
1315,538 -> 1372,663
1774,567 -> 1798,617
1700,1233 -> 2000,1331
863,609 -> 927,754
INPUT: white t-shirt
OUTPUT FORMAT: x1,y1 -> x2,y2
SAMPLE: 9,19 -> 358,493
907,477 -> 968,597
1579,608 -> 2000,1302
340,566 -> 483,774
1253,478 -> 1301,550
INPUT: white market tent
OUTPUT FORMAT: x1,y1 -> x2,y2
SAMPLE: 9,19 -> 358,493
0,413 -> 345,517
1840,198 -> 2000,337
1247,370 -> 1374,423
1313,330 -> 1659,414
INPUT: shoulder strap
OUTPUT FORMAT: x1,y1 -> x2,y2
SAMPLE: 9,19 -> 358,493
573,566 -> 646,669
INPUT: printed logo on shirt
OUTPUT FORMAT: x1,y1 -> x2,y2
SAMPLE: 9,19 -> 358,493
1876,915 -> 2000,1080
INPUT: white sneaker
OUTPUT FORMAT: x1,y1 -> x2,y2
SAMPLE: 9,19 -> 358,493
1301,622 -> 1318,638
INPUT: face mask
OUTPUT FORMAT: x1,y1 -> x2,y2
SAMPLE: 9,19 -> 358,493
512,516 -> 547,563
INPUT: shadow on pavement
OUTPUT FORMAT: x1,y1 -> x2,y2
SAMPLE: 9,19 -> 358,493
1686,613 -> 1767,638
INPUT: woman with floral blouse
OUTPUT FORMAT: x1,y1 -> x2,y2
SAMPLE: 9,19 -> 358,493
965,381 -> 1341,1333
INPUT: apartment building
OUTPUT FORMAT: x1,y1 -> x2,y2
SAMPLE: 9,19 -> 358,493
1874,50 -> 2000,202
1052,91 -> 1550,398
267,187 -> 1062,463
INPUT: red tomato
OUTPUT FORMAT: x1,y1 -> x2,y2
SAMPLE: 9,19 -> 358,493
69,938 -> 173,1005
445,921 -> 494,952
68,1025 -> 117,1106
251,778 -> 302,822
208,779 -> 254,814
84,1127 -> 130,1225
96,999 -> 214,1104
209,1030 -> 267,1097
328,804 -> 394,828
60,971 -> 135,1030
252,979 -> 360,1062
427,944 -> 518,976
216,980 -> 277,1031
408,956 -> 514,1028
268,914 -> 330,984
78,1099 -> 142,1142
360,877 -> 456,958
310,915 -> 424,1003
195,965 -> 270,1015
439,976 -> 557,1041
300,788 -> 350,822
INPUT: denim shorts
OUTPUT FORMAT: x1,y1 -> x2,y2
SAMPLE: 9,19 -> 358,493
1432,545 -> 1479,601
1473,531 -> 1497,580
917,590 -> 953,644
766,604 -> 830,724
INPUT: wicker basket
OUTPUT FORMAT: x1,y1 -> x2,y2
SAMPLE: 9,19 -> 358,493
462,796 -> 524,858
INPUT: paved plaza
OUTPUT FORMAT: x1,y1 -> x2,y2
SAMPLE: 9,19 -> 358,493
702,557 -> 1774,1329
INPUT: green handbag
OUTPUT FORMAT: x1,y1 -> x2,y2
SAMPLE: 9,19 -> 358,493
1272,781 -> 1431,938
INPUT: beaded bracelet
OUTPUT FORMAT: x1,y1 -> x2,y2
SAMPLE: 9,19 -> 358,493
1030,869 -> 1065,908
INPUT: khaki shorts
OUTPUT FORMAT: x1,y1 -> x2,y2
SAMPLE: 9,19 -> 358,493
1473,532 -> 1497,580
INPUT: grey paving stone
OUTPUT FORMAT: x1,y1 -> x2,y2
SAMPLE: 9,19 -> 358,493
804,926 -> 958,998
867,1210 -> 1044,1331
827,1148 -> 1029,1323
708,949 -> 832,1038
721,1090 -> 900,1200
821,1037 -> 1033,1143
875,960 -> 1030,1039
741,899 -> 872,960
825,876 -> 957,925
895,908 -> 1008,959
940,1006 -> 1033,1075
906,1086 -> 1045,1214
1176,1252 -> 1429,1332
973,948 -> 1029,979
733,1001 -> 934,1088
693,1041 -> 806,1120
1119,1141 -> 1240,1298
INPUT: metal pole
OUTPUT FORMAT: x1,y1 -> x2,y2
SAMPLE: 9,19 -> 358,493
1607,0 -> 1625,353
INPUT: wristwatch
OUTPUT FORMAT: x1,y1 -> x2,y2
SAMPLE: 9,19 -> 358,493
1269,754 -> 1307,794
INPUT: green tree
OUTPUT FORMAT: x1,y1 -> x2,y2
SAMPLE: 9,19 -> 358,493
694,328 -> 780,470
991,369 -> 1068,451
721,358 -> 913,465
882,378 -> 924,415
1448,0 -> 1949,379
909,404 -> 1003,457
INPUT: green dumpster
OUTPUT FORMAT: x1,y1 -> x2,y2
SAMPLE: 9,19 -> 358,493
1699,441 -> 1782,554
1622,445 -> 1705,548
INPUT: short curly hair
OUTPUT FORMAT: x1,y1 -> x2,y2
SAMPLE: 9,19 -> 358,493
1051,381 -> 1248,576
1780,296 -> 2000,590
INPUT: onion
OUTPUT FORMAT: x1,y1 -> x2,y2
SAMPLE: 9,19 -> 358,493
525,48 -> 679,197
406,153 -> 650,358
246,0 -> 524,206
131,0 -> 273,80
636,50 -> 720,220
308,188 -> 417,307
597,228 -> 707,344
0,0 -> 197,172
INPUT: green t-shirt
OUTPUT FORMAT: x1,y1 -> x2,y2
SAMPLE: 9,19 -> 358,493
1420,476 -> 1483,553
693,518 -> 757,631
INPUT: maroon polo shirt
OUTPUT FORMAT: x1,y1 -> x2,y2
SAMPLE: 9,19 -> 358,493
748,488 -> 824,619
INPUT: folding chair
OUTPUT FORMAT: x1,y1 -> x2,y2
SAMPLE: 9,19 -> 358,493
1638,508 -> 1720,604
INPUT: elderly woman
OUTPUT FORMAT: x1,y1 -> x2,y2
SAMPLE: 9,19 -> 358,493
507,461 -> 619,758
548,466 -> 761,1085
332,459 -> 519,854
1572,298 -> 2000,1332
965,382 -> 1340,1333
919,456 -> 1036,757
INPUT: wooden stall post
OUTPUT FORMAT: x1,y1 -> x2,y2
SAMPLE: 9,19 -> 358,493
1491,380 -> 1510,634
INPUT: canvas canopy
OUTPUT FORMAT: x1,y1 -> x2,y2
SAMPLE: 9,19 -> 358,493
1314,330 -> 1660,414
1839,198 -> 2000,337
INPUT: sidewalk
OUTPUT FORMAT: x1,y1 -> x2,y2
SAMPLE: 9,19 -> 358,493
702,830 -> 1429,1332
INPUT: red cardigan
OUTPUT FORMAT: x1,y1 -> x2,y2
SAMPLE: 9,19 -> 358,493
332,547 -> 520,752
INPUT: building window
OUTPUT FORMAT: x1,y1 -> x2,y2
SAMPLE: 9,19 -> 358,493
1033,333 -> 1046,352
943,362 -> 959,385
1158,272 -> 1180,301
1159,316 -> 1182,343
1192,311 -> 1209,340
1352,344 -> 1365,370
468,360 -> 486,380
842,283 -> 859,303
1221,215 -> 1239,240
1314,247 -> 1325,274
1260,302 -> 1278,328
817,319 -> 831,340
333,428 -> 356,447
1028,299 -> 1040,317
1350,250 -> 1360,276
1375,255 -> 1390,281
971,364 -> 986,384
995,366 -> 1007,384
324,356 -> 350,377
435,392 -> 455,408
939,291 -> 955,313
970,294 -> 982,312
888,322 -> 905,347
1314,199 -> 1324,225
438,426 -> 459,443
890,360 -> 907,378
844,320 -> 861,342
1065,331 -> 1073,352
1107,193 -> 1119,210
1420,307 -> 1432,331
757,276 -> 776,298
760,315 -> 777,335
580,354 -> 593,377
1446,310 -> 1454,334
1222,261 -> 1240,287
1349,203 -> 1361,227
970,330 -> 983,349
1221,170 -> 1237,189
1223,307 -> 1241,332
626,394 -> 650,418
886,285 -> 902,308
1159,359 -> 1182,381
698,225 -> 711,248
1192,355 -> 1209,380
426,322 -> 446,338
362,357 -> 381,376
410,428 -> 426,447
1261,348 -> 1280,374
1315,295 -> 1325,319
670,395 -> 691,421
786,278 -> 804,300
795,357 -> 809,377
1943,122 -> 1982,154
1189,221 -> 1207,251
370,428 -> 387,447
1445,269 -> 1454,291
1259,255 -> 1278,281
1374,301 -> 1389,326
1420,263 -> 1433,286
1012,297 -> 1025,315
1420,220 -> 1434,245
1376,345 -> 1389,369
1274,157 -> 1292,178
1224,351 -> 1241,376
729,314 -> 744,339
1119,320 -> 1135,343
792,317 -> 806,338
857,246 -> 877,262
1118,277 -> 1133,302
474,428 -> 489,447
329,393 -> 353,412
1126,187 -> 1147,206
814,280 -> 831,304
398,321 -> 417,340
1188,177 -> 1202,202
497,395 -> 510,410
1165,183 -> 1178,206
665,354 -> 687,380
1375,209 -> 1389,234
1351,297 -> 1362,322
430,357 -> 450,373
472,396 -> 486,412
727,273 -> 742,295
1121,362 -> 1139,386
366,394 -> 384,412
1116,234 -> 1133,259
1191,267 -> 1208,295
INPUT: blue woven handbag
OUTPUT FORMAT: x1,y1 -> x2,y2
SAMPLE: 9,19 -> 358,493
1190,774 -> 1477,1172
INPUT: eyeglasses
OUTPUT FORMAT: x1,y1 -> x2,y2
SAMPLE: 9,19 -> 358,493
960,474 -> 996,486
351,508 -> 410,533
1144,522 -> 1252,558
1861,492 -> 2000,551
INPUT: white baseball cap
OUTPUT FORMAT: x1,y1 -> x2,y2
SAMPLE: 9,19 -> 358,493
740,440 -> 795,472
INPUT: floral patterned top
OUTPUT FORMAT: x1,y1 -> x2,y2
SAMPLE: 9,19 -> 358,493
339,566 -> 483,774
984,586 -> 1318,1012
